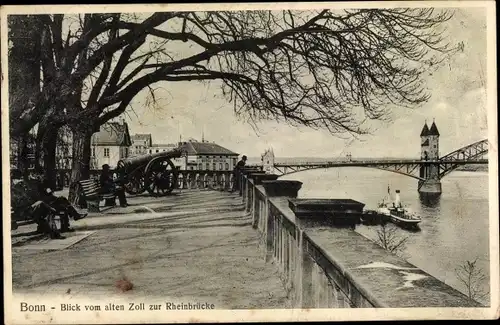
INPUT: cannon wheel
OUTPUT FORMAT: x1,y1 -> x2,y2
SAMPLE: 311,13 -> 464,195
144,157 -> 178,196
123,165 -> 147,195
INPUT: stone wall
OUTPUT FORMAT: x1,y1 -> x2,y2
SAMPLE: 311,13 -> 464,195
238,171 -> 482,308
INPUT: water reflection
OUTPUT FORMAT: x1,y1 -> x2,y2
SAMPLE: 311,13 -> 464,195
419,192 -> 442,208
402,223 -> 422,233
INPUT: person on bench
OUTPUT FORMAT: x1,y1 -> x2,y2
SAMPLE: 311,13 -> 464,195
39,179 -> 88,232
29,173 -> 88,233
11,177 -> 56,238
99,164 -> 128,207
11,175 -> 66,239
29,200 -> 65,239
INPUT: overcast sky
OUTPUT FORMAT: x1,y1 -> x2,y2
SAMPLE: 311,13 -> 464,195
122,7 -> 488,159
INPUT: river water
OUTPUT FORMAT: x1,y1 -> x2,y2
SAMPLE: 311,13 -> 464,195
275,166 -> 491,306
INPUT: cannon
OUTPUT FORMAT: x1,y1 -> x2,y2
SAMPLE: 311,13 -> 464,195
116,148 -> 183,196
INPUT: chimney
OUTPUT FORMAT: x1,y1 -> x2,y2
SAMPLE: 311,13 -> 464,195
395,190 -> 401,207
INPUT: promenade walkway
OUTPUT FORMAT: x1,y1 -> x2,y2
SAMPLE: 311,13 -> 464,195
11,190 -> 291,309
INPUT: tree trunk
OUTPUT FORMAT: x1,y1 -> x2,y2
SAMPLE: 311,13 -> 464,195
68,127 -> 93,203
42,128 -> 58,189
18,135 -> 30,180
34,129 -> 44,172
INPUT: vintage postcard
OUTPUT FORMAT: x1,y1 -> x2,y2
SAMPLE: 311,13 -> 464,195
1,1 -> 498,323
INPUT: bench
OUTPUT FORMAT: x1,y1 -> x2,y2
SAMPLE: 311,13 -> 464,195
11,203 -> 61,237
78,179 -> 116,213
11,205 -> 38,230
11,208 -> 19,230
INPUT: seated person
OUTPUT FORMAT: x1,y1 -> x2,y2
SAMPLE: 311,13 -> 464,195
29,200 -> 64,239
37,177 -> 88,232
27,173 -> 87,233
99,164 -> 128,207
11,175 -> 64,239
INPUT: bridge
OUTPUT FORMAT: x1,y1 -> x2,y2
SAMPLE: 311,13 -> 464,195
258,121 -> 488,194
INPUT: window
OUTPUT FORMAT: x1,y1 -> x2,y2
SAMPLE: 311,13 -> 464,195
198,163 -> 202,170
220,156 -> 223,158
104,148 -> 110,157
433,145 -> 437,148
233,158 -> 237,165
219,163 -> 223,170
213,163 -> 217,170
207,163 -> 211,170
149,149 -> 152,154
125,147 -> 129,157
156,149 -> 159,153
92,147 -> 95,157
225,163 -> 229,170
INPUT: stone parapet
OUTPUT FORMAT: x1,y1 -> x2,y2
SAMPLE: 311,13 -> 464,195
237,169 -> 482,309
261,180 -> 303,198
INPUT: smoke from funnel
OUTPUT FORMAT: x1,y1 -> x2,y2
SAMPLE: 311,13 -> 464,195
395,190 -> 401,207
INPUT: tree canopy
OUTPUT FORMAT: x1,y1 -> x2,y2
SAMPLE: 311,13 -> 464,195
9,8 -> 456,138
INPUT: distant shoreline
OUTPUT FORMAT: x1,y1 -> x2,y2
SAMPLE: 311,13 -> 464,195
455,164 -> 489,172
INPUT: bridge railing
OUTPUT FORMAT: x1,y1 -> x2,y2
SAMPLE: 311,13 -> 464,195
239,172 -> 482,308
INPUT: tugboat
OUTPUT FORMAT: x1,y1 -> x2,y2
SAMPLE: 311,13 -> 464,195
376,186 -> 421,229
361,185 -> 391,225
376,185 -> 393,217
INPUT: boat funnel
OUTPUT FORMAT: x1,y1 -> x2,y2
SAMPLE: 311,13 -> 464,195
395,190 -> 401,207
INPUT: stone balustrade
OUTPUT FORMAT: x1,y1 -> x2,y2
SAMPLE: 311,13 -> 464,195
176,170 -> 235,191
25,169 -> 237,192
239,173 -> 482,308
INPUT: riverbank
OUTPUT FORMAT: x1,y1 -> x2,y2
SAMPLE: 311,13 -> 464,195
456,164 -> 488,172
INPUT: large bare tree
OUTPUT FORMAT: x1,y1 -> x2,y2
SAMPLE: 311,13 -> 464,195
8,9 -> 456,198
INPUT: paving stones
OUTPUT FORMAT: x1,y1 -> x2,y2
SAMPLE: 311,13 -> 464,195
11,190 -> 291,309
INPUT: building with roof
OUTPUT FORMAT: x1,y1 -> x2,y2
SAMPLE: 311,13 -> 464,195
150,143 -> 177,154
178,139 -> 239,171
131,134 -> 153,157
91,120 -> 132,169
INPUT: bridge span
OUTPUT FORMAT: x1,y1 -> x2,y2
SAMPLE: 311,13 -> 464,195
258,134 -> 489,194
271,159 -> 488,181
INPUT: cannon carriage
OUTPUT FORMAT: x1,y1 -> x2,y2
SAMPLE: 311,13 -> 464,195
116,148 -> 184,196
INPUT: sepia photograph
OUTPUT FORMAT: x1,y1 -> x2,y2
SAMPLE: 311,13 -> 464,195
1,1 -> 498,323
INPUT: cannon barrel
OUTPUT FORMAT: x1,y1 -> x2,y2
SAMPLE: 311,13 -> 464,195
117,148 -> 183,174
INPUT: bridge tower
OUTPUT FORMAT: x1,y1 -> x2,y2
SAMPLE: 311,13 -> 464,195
419,120 -> 442,194
261,148 -> 275,174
